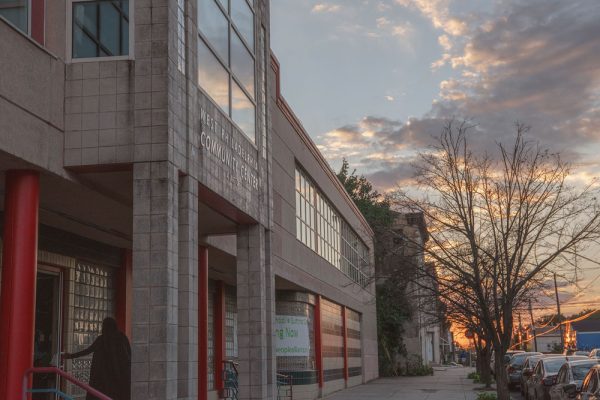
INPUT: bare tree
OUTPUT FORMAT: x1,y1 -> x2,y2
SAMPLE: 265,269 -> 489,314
393,121 -> 600,400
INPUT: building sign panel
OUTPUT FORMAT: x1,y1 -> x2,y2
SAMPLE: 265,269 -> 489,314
274,315 -> 310,356
199,107 -> 259,191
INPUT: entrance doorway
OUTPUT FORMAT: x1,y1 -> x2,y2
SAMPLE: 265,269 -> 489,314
33,270 -> 63,399
425,332 -> 434,364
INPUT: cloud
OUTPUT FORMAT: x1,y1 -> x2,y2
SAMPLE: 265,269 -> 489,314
395,0 -> 467,36
311,3 -> 341,13
317,0 -> 600,193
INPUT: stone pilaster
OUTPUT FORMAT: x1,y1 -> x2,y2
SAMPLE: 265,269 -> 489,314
177,175 -> 199,400
237,225 -> 271,400
131,161 -> 179,400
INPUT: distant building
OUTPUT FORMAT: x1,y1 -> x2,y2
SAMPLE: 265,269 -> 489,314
565,320 -> 600,351
526,325 -> 562,352
377,212 -> 444,368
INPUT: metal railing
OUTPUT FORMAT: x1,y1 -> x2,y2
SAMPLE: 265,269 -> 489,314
276,373 -> 293,400
22,367 -> 112,400
221,360 -> 239,400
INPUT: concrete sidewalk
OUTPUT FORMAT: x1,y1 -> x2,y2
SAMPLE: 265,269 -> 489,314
324,367 -> 492,400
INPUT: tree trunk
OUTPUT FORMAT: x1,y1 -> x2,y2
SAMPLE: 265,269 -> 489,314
479,346 -> 492,388
495,352 -> 510,400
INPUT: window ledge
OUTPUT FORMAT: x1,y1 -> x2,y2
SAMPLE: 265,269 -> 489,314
69,55 -> 133,63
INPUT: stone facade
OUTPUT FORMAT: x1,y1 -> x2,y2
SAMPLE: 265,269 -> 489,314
0,0 -> 377,399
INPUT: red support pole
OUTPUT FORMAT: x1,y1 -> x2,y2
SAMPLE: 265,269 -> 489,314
214,280 -> 226,396
0,170 -> 39,400
116,248 -> 132,339
30,0 -> 45,45
199,247 -> 208,400
314,295 -> 323,389
342,306 -> 348,383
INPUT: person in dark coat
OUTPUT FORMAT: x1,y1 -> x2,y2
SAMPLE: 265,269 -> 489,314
65,317 -> 131,400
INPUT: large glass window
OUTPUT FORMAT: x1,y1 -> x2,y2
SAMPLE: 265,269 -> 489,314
198,0 -> 256,142
295,169 -> 316,251
295,167 -> 370,286
0,0 -> 28,33
198,39 -> 230,112
72,0 -> 129,59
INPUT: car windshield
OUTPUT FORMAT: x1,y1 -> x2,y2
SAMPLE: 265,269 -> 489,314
545,357 -> 569,373
572,363 -> 597,380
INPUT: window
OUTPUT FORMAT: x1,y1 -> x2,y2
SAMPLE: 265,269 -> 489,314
176,0 -> 185,74
197,0 -> 256,142
0,0 -> 28,33
295,169 -> 316,251
71,0 -> 129,59
295,166 -> 370,286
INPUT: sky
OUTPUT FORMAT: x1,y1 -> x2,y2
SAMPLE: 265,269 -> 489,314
270,0 -> 600,316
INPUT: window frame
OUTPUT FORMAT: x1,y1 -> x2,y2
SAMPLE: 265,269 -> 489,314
197,0 -> 257,144
294,164 -> 371,286
66,0 -> 135,63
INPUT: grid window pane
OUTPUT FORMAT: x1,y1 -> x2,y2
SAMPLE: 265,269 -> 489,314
0,0 -> 28,33
295,166 -> 370,286
232,81 -> 256,141
197,0 -> 256,141
231,30 -> 255,98
198,0 -> 229,62
231,0 -> 254,51
198,38 -> 230,113
72,0 -> 129,58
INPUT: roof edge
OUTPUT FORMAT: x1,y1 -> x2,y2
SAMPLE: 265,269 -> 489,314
270,53 -> 375,238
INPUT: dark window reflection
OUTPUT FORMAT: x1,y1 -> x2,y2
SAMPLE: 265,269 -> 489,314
72,0 -> 129,59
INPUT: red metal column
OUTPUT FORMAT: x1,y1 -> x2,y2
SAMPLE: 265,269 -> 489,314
116,248 -> 132,339
342,306 -> 348,383
0,170 -> 40,399
199,247 -> 208,400
214,280 -> 226,396
314,295 -> 324,388
31,0 -> 45,45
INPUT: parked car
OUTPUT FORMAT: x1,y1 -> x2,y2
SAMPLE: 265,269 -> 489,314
564,365 -> 600,399
491,349 -> 525,377
507,352 -> 543,390
548,359 -> 598,400
589,349 -> 600,360
522,355 -> 548,397
528,356 -> 588,400
565,349 -> 592,357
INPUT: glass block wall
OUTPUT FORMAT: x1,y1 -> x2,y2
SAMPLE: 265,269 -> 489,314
320,298 -> 344,382
346,308 -> 362,377
275,291 -> 317,385
225,285 -> 237,359
69,261 -> 116,399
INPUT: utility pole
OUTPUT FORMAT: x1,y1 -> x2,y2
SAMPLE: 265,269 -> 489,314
529,299 -> 538,352
554,272 -> 565,350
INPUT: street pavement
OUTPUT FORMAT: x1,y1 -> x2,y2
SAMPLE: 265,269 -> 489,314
323,367 -> 522,400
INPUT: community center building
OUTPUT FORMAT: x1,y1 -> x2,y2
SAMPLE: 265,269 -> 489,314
0,1 -> 378,399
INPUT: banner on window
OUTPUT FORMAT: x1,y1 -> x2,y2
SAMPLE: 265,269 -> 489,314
275,315 -> 310,356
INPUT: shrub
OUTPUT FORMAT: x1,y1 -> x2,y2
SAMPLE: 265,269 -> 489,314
467,372 -> 480,380
403,365 -> 434,376
477,392 -> 497,400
